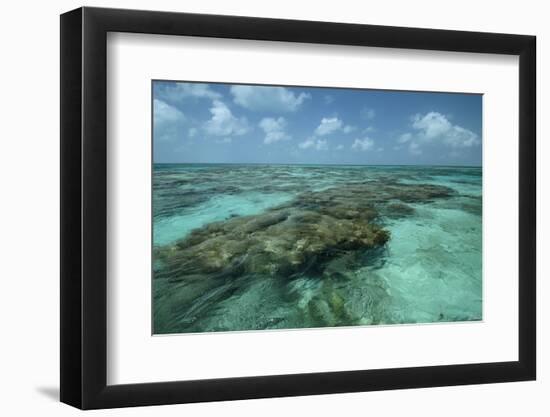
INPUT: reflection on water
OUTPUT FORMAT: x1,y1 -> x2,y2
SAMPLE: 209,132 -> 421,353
153,164 -> 482,334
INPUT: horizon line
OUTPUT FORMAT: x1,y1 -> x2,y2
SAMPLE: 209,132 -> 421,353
153,162 -> 482,168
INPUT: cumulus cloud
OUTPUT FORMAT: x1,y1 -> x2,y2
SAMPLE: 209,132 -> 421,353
203,100 -> 250,138
335,144 -> 344,150
412,112 -> 480,148
398,112 -> 480,155
230,85 -> 310,112
412,112 -> 451,138
298,139 -> 314,149
440,125 -> 480,148
315,117 -> 343,136
154,99 -> 185,126
153,99 -> 186,141
299,138 -> 328,151
351,137 -> 375,151
315,117 -> 355,136
259,117 -> 291,144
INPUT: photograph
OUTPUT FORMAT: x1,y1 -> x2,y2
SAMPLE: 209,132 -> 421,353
152,81 -> 483,335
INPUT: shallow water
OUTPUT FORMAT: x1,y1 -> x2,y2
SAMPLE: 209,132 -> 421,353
153,164 -> 482,334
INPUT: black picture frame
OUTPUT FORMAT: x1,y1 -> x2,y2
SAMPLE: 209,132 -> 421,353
60,6 -> 536,410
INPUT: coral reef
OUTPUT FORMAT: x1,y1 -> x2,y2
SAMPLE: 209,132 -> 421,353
153,179 -> 455,333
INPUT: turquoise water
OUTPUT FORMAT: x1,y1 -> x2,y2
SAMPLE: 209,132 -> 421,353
153,164 -> 482,334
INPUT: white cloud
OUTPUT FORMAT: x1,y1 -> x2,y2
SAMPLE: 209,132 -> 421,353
351,137 -> 375,151
441,125 -> 480,148
398,111 -> 480,155
315,117 -> 343,136
412,112 -> 452,139
153,99 -> 185,141
298,139 -> 315,149
203,100 -> 250,137
154,99 -> 185,126
314,117 -> 355,136
324,95 -> 334,104
259,117 -> 291,144
335,144 -> 344,150
188,127 -> 197,138
299,138 -> 328,151
411,112 -> 479,148
161,83 -> 221,101
361,107 -> 376,120
230,85 -> 310,112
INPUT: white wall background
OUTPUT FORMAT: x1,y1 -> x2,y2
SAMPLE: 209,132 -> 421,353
0,0 -> 546,415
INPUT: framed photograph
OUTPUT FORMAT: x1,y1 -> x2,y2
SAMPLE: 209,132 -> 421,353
60,6 -> 536,409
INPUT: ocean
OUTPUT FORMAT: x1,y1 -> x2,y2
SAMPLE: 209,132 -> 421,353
152,164 -> 482,334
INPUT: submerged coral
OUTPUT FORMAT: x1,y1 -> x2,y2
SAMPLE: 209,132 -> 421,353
153,179 -> 456,334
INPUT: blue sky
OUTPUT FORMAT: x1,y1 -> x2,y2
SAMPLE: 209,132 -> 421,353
153,81 -> 482,166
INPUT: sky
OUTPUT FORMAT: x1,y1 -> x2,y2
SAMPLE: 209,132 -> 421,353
153,80 -> 482,166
